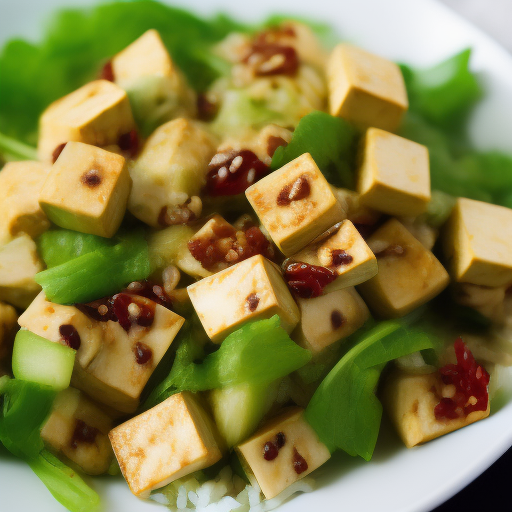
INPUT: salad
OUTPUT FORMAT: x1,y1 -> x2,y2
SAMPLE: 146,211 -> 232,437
1,2 -> 512,511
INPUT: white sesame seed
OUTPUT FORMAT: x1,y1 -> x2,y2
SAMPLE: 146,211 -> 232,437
229,155 -> 243,173
209,153 -> 230,166
218,167 -> 228,180
258,53 -> 285,73
128,303 -> 141,318
288,177 -> 303,200
247,168 -> 256,183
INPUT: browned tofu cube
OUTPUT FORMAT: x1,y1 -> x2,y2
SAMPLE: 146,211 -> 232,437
109,392 -> 223,498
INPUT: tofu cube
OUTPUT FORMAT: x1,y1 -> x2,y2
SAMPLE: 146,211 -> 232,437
0,302 -> 18,362
358,219 -> 449,317
188,254 -> 300,342
357,128 -> 430,217
109,391 -> 223,497
236,407 -> 330,499
0,234 -> 43,308
38,80 -> 135,162
128,118 -> 217,227
0,161 -> 51,245
383,369 -> 490,448
294,287 -> 370,353
444,198 -> 512,286
246,153 -> 344,256
327,44 -> 408,131
41,387 -> 114,475
292,220 -> 377,292
39,142 -> 131,238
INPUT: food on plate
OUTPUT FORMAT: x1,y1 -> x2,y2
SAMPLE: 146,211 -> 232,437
1,2 -> 512,512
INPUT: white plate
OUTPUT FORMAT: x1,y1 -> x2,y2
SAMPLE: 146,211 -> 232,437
2,0 -> 512,511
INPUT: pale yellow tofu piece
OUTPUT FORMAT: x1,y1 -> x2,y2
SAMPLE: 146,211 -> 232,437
246,153 -> 344,256
358,219 -> 449,318
0,234 -> 43,308
0,161 -> 51,245
383,369 -> 490,448
39,142 -> 131,238
0,302 -> 17,361
38,80 -> 136,162
294,287 -> 370,353
109,391 -> 223,498
236,407 -> 330,499
327,43 -> 408,131
444,197 -> 512,286
41,388 -> 114,475
358,128 -> 430,217
292,220 -> 377,292
128,118 -> 217,227
188,254 -> 299,342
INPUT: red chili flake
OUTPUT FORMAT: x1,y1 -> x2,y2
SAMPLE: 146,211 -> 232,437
100,60 -> 115,82
331,249 -> 353,267
81,169 -> 102,188
59,324 -> 81,350
292,448 -> 308,474
284,261 -> 337,299
112,293 -> 156,332
330,310 -> 345,330
246,293 -> 260,312
263,441 -> 279,461
206,150 -> 270,196
52,143 -> 67,164
275,431 -> 286,449
434,338 -> 490,421
134,341 -> 153,365
118,130 -> 140,158
71,419 -> 99,449
124,280 -> 173,309
197,93 -> 219,121
277,175 -> 311,206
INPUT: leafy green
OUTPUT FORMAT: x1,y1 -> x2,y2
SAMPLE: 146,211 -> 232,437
35,230 -> 150,304
145,316 -> 311,408
0,132 -> 37,161
29,450 -> 100,512
271,111 -> 357,188
305,322 -> 434,460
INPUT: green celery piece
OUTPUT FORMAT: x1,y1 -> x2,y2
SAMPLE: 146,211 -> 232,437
0,379 -> 56,459
0,132 -> 37,161
29,449 -> 100,512
35,231 -> 150,304
305,322 -> 434,460
271,111 -> 357,188
37,229 -> 116,268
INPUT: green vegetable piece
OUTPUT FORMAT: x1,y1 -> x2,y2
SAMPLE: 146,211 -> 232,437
0,379 -> 56,459
271,111 -> 356,188
305,321 -> 434,460
0,132 -> 37,161
35,231 -> 150,304
12,330 -> 75,390
29,449 -> 100,512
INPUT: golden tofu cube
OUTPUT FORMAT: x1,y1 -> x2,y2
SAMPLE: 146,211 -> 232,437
188,254 -> 300,342
236,407 -> 330,499
327,44 -> 408,131
0,234 -> 43,308
383,369 -> 490,448
128,118 -> 217,227
38,80 -> 135,161
0,302 -> 17,362
39,142 -> 131,238
0,161 -> 51,245
444,198 -> 512,286
41,388 -> 114,475
358,128 -> 430,217
246,153 -> 344,256
358,219 -> 449,318
292,220 -> 377,292
109,391 -> 223,498
294,287 -> 370,353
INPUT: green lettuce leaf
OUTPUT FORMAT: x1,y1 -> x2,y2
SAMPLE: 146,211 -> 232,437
305,322 -> 434,460
271,111 -> 357,188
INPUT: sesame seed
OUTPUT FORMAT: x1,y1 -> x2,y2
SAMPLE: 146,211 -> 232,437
258,53 -> 286,73
288,177 -> 303,200
247,168 -> 256,183
229,155 -> 243,173
218,167 -> 228,180
210,153 -> 230,166
128,303 -> 141,318
98,305 -> 108,315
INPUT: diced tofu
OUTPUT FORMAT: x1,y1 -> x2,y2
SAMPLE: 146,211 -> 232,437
39,142 -> 131,238
0,161 -> 51,244
451,282 -> 507,323
40,388 -> 114,475
128,118 -> 217,227
0,302 -> 18,361
383,369 -> 490,448
0,234 -> 43,308
236,407 -> 330,499
444,198 -> 512,286
38,80 -> 135,162
292,220 -> 377,292
358,219 -> 449,317
246,153 -> 344,255
188,254 -> 300,342
109,391 -> 223,498
327,43 -> 408,131
294,287 -> 370,353
357,128 -> 430,217
330,187 -> 381,227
